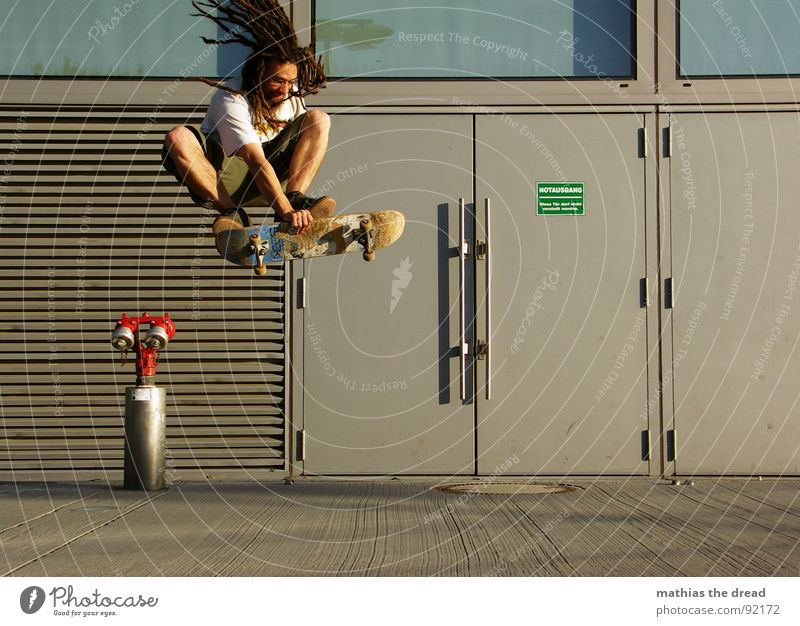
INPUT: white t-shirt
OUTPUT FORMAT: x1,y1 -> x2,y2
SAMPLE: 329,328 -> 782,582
200,77 -> 307,156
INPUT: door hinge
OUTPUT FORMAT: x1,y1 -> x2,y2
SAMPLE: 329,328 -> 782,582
663,126 -> 672,158
665,277 -> 674,309
475,339 -> 488,360
295,429 -> 306,461
475,240 -> 487,260
640,277 -> 650,307
298,277 -> 307,309
638,127 -> 648,158
666,429 -> 676,463
641,430 -> 651,461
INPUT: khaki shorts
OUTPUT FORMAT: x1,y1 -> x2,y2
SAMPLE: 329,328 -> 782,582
162,113 -> 306,208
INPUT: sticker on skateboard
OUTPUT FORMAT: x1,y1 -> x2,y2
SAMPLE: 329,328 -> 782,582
213,210 -> 405,275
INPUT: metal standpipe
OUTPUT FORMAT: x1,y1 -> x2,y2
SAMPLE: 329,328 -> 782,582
111,312 -> 176,492
123,382 -> 167,491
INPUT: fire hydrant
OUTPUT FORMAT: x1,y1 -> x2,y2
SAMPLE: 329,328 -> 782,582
111,313 -> 176,491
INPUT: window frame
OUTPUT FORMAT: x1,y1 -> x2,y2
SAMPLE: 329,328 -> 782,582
1,1 -> 658,107
297,0 -> 655,106
0,0 -> 262,82
658,0 -> 800,102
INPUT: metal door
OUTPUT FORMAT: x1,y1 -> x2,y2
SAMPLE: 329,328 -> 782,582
301,115 -> 474,474
665,112 -> 800,475
474,113 -> 655,475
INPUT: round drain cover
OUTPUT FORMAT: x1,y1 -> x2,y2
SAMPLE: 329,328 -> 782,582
437,482 -> 577,495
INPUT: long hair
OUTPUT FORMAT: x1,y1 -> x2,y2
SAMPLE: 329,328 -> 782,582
190,0 -> 325,133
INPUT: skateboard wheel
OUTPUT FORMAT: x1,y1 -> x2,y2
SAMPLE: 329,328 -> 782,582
363,251 -> 376,262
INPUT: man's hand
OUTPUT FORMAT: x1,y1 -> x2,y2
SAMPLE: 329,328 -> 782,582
282,208 -> 313,233
236,143 -> 308,229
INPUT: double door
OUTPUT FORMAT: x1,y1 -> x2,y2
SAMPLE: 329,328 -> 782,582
298,112 -> 656,475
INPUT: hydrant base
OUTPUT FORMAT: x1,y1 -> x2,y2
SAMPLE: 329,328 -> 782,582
123,386 -> 168,491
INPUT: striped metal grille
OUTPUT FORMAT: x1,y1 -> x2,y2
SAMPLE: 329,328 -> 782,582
0,105 -> 286,481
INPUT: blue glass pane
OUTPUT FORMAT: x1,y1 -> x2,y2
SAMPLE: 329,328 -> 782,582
314,0 -> 635,79
0,0 -> 249,77
679,0 -> 800,77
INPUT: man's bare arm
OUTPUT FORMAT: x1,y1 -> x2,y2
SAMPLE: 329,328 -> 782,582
236,142 -> 312,232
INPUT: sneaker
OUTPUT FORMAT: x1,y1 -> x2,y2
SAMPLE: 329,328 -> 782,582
220,206 -> 252,227
285,191 -> 336,219
212,206 -> 251,235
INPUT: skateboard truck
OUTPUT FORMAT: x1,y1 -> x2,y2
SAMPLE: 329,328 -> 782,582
249,232 -> 268,276
358,218 -> 376,262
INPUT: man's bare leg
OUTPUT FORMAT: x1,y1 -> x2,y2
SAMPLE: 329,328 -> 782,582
163,126 -> 236,212
285,110 -> 331,194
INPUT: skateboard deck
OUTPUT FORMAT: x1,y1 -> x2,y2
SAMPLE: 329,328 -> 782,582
213,210 -> 405,275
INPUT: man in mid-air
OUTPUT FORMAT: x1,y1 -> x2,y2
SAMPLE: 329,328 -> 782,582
162,0 -> 333,232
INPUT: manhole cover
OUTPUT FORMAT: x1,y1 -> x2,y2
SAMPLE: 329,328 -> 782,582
437,482 -> 577,495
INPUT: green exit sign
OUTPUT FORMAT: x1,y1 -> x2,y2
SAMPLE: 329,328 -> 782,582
537,182 -> 585,216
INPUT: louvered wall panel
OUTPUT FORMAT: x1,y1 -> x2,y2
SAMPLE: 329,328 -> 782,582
0,105 -> 287,481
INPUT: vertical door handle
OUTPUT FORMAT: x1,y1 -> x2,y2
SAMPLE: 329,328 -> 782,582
484,197 -> 492,400
459,198 -> 468,401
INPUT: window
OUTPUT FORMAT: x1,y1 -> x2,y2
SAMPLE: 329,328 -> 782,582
314,0 -> 635,79
679,0 -> 800,77
0,0 -> 248,78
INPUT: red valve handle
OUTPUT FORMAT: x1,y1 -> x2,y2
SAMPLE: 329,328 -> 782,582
113,313 -> 176,379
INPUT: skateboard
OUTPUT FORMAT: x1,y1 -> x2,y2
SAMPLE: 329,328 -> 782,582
213,210 -> 405,275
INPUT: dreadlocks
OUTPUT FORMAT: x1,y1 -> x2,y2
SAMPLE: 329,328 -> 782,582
190,0 -> 325,134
